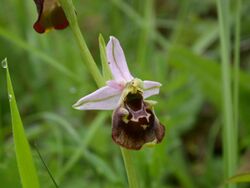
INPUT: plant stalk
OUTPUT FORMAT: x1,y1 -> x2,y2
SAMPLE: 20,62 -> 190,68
121,148 -> 139,188
59,1 -> 139,187
59,0 -> 104,87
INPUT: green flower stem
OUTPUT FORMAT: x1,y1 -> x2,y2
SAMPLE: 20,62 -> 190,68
59,0 -> 104,87
121,148 -> 139,188
216,0 -> 237,187
59,1 -> 139,187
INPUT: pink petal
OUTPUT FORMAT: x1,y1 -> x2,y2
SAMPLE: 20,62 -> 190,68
143,80 -> 162,99
73,86 -> 122,110
106,80 -> 125,91
106,36 -> 133,82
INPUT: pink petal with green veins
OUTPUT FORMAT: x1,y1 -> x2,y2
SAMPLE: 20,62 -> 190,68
73,86 -> 122,110
106,36 -> 134,82
143,80 -> 162,99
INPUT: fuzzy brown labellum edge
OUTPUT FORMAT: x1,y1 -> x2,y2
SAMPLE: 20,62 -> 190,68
111,92 -> 165,150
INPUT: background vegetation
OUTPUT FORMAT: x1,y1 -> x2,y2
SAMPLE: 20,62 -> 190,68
0,0 -> 250,187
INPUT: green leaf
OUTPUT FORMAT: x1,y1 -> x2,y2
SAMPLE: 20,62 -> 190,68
3,58 -> 40,188
228,172 -> 250,183
99,34 -> 112,81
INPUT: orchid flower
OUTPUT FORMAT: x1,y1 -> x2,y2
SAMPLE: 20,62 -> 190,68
33,0 -> 69,33
73,36 -> 165,150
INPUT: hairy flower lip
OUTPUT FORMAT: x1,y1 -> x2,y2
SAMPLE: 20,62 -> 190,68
112,98 -> 165,150
33,0 -> 69,33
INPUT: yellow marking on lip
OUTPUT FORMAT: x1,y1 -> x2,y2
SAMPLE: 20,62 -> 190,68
141,124 -> 148,130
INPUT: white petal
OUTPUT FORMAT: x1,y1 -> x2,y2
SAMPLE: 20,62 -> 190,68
143,80 -> 162,99
106,36 -> 133,82
73,86 -> 122,110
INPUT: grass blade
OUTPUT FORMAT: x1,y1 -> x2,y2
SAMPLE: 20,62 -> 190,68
2,58 -> 40,188
33,144 -> 58,188
216,0 -> 237,187
233,0 -> 241,167
227,172 -> 250,183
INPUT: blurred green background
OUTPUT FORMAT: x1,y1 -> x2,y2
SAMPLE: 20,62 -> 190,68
1,0 -> 250,187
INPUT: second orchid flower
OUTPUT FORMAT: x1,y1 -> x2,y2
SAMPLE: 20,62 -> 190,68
33,0 -> 69,33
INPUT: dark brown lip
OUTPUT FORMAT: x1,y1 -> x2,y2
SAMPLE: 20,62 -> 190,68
111,94 -> 165,150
